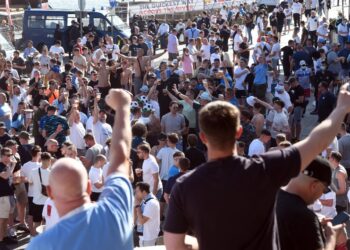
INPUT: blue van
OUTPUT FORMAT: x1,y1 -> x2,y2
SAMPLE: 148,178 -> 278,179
22,9 -> 131,50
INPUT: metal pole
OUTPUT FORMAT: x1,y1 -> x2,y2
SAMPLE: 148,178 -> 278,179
80,11 -> 83,37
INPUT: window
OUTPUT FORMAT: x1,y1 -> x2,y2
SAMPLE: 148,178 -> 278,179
28,15 -> 45,29
45,16 -> 65,29
93,18 -> 108,31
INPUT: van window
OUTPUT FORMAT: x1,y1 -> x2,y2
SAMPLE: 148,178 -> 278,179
45,16 -> 65,29
28,15 -> 45,29
93,18 -> 108,31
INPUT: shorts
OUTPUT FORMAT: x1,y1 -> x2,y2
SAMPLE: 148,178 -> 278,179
0,196 -> 11,219
235,89 -> 247,99
304,88 -> 311,98
271,58 -> 279,69
32,203 -> 44,223
159,180 -> 167,202
14,183 -> 28,205
168,53 -> 178,61
290,106 -> 303,124
28,196 -> 34,216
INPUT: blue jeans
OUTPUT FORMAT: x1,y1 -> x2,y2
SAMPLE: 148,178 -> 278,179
338,35 -> 348,49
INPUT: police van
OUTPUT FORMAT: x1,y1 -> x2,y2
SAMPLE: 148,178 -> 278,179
22,9 -> 131,50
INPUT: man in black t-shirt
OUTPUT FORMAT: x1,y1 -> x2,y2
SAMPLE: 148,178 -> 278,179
277,156 -> 343,250
281,40 -> 295,80
317,81 -> 336,122
0,147 -> 16,248
164,81 -> 350,249
288,77 -> 305,142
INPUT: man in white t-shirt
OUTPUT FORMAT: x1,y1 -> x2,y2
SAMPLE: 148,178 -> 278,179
92,97 -> 112,146
137,144 -> 162,199
270,36 -> 281,75
234,58 -> 249,105
88,155 -> 106,202
291,0 -> 303,28
233,29 -> 243,63
49,40 -> 65,62
21,146 -> 42,236
200,38 -> 211,60
248,129 -> 271,156
134,182 -> 160,247
42,198 -> 59,230
307,11 -> 319,46
317,23 -> 329,42
319,190 -> 337,218
275,84 -> 293,113
28,152 -> 51,235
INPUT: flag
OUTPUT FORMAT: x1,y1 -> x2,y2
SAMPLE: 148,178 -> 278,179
5,0 -> 13,26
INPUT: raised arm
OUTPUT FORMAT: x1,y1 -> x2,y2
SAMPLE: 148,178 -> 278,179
254,97 -> 274,110
172,85 -> 193,106
105,89 -> 132,177
150,49 -> 167,60
295,84 -> 350,171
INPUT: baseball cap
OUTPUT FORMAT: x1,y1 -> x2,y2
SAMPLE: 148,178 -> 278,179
0,122 -> 6,129
246,96 -> 256,107
275,84 -> 284,92
299,60 -> 306,66
302,156 -> 332,186
199,92 -> 212,102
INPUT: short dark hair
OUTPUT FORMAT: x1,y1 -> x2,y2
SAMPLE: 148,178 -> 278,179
199,101 -> 240,150
187,134 -> 198,147
4,140 -> 17,147
83,133 -> 95,141
31,145 -> 42,157
62,141 -> 73,147
261,129 -> 271,136
136,182 -> 150,193
41,152 -> 52,161
137,143 -> 151,154
330,151 -> 342,162
173,151 -> 185,158
167,133 -> 179,144
132,123 -> 147,137
1,147 -> 11,157
179,157 -> 190,171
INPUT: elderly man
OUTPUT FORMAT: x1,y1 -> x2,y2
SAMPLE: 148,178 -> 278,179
27,89 -> 134,249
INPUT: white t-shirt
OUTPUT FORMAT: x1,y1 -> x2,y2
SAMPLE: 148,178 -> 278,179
141,198 -> 160,241
271,43 -> 281,60
92,121 -> 112,147
319,191 -> 337,218
275,91 -> 293,110
233,34 -> 243,51
248,139 -> 265,156
142,155 -> 162,191
106,44 -> 120,61
267,110 -> 289,138
156,147 -> 179,181
21,161 -> 41,197
69,122 -> 86,150
200,44 -> 211,60
234,66 -> 249,90
89,166 -> 103,193
317,26 -> 329,41
284,8 -> 292,20
292,2 -> 302,14
49,45 -> 65,55
30,167 -> 50,205
42,198 -> 60,230
210,53 -> 221,64
338,23 -> 349,36
10,92 -> 26,114
307,16 -> 319,31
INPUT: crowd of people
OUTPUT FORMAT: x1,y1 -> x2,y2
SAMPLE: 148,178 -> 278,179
0,0 -> 350,249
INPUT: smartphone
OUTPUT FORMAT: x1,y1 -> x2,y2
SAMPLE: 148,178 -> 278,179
332,211 -> 350,225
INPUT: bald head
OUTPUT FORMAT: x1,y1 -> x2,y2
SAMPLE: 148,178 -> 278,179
49,158 -> 90,215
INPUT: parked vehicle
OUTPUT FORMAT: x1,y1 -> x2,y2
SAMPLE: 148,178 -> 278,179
22,9 -> 131,50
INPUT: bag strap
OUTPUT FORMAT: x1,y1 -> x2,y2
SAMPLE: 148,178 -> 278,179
38,168 -> 43,184
144,197 -> 154,204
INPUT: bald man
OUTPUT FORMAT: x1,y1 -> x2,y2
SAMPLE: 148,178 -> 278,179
27,89 -> 133,250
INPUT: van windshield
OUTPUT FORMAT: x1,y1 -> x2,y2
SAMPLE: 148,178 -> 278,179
0,33 -> 14,52
106,15 -> 128,30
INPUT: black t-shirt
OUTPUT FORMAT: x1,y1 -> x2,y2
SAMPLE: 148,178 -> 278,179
288,85 -> 304,107
88,80 -> 99,89
129,44 -> 139,57
184,147 -> 206,170
0,77 -> 9,92
110,68 -> 123,89
239,42 -> 250,60
0,162 -> 14,197
315,70 -> 334,86
164,147 -> 301,250
281,46 -> 294,65
164,172 -> 185,195
277,190 -> 325,250
18,144 -> 33,165
318,91 -> 336,122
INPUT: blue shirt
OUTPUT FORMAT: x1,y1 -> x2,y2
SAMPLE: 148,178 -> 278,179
168,165 -> 180,178
27,174 -> 133,250
0,103 -> 12,130
253,64 -> 268,85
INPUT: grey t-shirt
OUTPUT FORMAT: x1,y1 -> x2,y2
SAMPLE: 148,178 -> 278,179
85,143 -> 103,167
339,134 -> 350,169
161,113 -> 185,135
